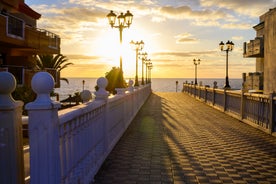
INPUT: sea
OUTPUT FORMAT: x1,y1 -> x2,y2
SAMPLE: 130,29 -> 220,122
54,78 -> 243,101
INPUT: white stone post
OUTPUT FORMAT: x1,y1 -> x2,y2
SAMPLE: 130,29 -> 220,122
240,88 -> 245,120
128,79 -> 134,92
0,72 -> 24,184
94,77 -> 109,101
223,89 -> 227,112
25,72 -> 61,184
269,93 -> 275,133
94,77 -> 110,155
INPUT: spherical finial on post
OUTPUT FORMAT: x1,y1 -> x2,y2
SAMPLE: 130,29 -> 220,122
31,72 -> 55,104
95,77 -> 109,100
0,71 -> 17,106
128,79 -> 134,92
213,81 -> 218,89
80,90 -> 92,103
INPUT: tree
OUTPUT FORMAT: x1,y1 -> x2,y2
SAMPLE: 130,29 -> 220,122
35,54 -> 73,84
104,67 -> 127,94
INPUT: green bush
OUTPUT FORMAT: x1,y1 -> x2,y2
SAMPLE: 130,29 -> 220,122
104,67 -> 127,94
12,85 -> 36,115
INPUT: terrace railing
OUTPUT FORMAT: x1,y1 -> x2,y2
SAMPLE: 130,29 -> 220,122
182,83 -> 276,135
0,13 -> 60,54
0,71 -> 151,184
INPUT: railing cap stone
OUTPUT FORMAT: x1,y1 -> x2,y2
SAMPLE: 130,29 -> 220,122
26,71 -> 60,109
0,71 -> 21,108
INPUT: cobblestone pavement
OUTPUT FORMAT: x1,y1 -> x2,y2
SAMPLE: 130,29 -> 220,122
93,92 -> 276,184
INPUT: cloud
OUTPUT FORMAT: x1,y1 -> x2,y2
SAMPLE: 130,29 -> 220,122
192,20 -> 220,27
232,36 -> 244,41
151,16 -> 166,22
152,50 -> 217,58
175,33 -> 199,44
153,4 -> 253,30
200,0 -> 276,17
221,23 -> 252,30
158,5 -> 227,20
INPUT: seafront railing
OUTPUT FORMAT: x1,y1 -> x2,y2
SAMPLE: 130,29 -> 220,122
0,71 -> 151,184
182,83 -> 275,135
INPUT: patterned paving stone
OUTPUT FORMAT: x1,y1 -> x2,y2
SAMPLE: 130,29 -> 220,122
93,92 -> 276,184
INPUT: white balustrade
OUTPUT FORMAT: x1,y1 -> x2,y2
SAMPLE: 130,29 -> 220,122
0,71 -> 24,184
58,78 -> 151,183
182,83 -> 275,134
0,71 -> 151,183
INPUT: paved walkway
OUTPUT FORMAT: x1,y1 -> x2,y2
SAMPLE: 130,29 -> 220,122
93,92 -> 276,184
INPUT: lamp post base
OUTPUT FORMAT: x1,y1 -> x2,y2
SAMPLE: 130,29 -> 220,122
134,76 -> 139,86
223,77 -> 231,89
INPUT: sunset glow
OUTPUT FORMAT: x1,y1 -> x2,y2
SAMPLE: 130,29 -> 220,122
26,0 -> 276,79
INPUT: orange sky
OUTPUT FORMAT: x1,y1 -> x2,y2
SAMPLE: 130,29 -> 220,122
26,0 -> 275,79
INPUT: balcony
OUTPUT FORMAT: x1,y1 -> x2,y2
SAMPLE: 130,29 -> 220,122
0,66 -> 60,87
243,37 -> 264,58
0,13 -> 60,55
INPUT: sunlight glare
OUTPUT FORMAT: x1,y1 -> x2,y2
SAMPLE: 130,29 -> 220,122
90,25 -> 158,78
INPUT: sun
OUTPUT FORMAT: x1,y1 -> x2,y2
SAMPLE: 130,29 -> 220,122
89,23 -> 157,79
92,28 -> 141,78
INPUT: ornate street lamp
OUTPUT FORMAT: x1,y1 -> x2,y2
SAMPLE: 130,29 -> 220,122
193,59 -> 200,85
219,40 -> 234,89
138,52 -> 148,85
130,40 -> 144,86
107,10 -> 133,71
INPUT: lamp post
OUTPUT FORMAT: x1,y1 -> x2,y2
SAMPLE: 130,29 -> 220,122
219,40 -> 234,89
145,59 -> 151,84
138,52 -> 148,85
107,10 -> 133,71
130,40 -> 144,86
148,62 -> 153,83
193,59 -> 200,85
82,80 -> 85,91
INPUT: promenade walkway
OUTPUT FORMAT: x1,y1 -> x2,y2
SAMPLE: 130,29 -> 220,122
93,92 -> 276,184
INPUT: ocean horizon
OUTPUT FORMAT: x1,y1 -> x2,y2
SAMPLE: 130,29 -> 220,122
54,78 -> 243,101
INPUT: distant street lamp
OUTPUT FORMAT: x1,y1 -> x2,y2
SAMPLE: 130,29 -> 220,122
219,40 -> 234,89
145,59 -> 151,83
82,80 -> 85,91
148,62 -> 153,83
107,10 -> 133,71
138,52 -> 148,85
130,40 -> 144,86
193,59 -> 200,85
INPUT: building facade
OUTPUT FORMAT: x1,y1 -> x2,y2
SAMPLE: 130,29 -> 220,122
243,7 -> 276,94
0,0 -> 60,86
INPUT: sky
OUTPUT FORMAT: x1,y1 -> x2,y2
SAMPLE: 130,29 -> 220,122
25,0 -> 276,79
